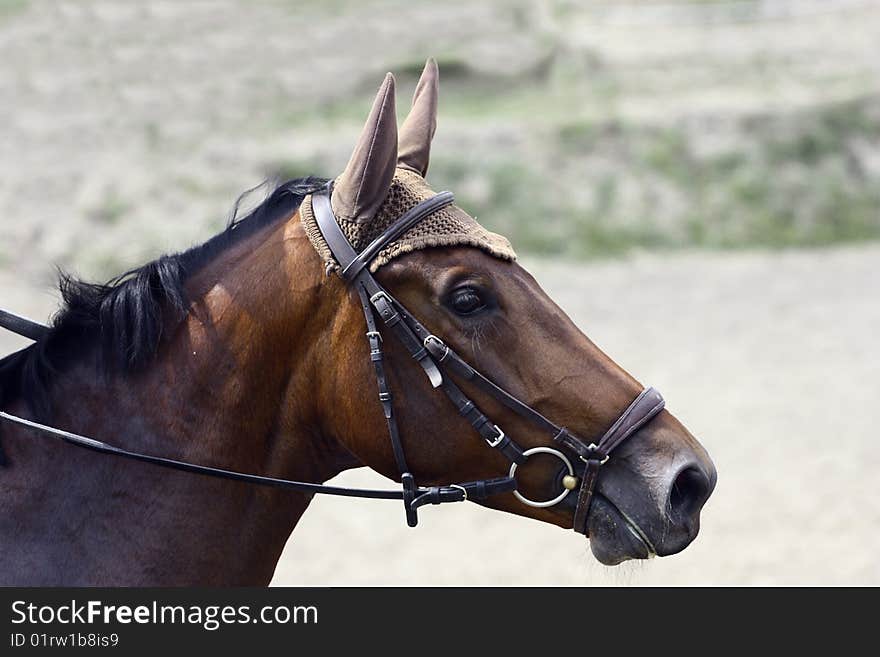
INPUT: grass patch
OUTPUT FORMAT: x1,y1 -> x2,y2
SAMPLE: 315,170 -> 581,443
0,0 -> 27,21
261,157 -> 324,181
273,68 -> 880,257
88,190 -> 130,226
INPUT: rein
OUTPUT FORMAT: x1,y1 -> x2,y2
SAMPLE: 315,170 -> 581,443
0,185 -> 665,533
0,411 -> 512,507
0,309 -> 48,341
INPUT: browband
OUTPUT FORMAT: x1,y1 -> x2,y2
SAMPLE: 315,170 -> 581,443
341,191 -> 455,281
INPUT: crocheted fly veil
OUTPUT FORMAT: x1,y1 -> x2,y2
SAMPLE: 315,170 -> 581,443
300,60 -> 514,273
300,167 -> 516,274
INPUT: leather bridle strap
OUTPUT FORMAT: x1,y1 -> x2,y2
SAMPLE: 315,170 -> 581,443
366,289 -> 525,465
340,191 -> 455,282
356,284 -> 409,476
312,191 -> 444,389
404,298 -> 667,533
0,309 -> 48,342
572,387 -> 665,533
312,187 -> 525,465
0,410 -> 515,503
415,315 -> 599,461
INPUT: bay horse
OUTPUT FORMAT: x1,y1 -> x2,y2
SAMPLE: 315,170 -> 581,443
0,60 -> 715,585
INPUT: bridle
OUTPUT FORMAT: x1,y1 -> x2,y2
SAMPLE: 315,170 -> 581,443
0,184 -> 665,535
309,183 -> 666,532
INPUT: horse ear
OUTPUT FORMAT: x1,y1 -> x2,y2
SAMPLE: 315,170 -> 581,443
331,73 -> 398,222
397,58 -> 438,177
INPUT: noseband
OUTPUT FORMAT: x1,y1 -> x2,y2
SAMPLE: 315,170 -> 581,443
0,185 -> 666,535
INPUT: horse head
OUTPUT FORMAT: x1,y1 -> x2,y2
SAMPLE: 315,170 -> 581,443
304,61 -> 716,565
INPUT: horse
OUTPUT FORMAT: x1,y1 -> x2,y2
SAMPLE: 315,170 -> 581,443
0,60 -> 716,585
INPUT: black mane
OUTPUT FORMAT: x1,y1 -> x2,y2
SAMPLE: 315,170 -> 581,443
0,176 -> 328,426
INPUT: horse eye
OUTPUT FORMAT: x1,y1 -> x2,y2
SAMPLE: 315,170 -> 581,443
448,287 -> 486,316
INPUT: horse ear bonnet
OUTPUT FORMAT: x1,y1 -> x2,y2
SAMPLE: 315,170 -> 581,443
300,61 -> 516,274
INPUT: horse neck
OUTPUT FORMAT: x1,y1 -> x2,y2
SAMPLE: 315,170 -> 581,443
0,210 -> 359,585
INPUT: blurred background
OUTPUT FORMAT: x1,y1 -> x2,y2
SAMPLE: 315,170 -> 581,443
1,0 -> 877,584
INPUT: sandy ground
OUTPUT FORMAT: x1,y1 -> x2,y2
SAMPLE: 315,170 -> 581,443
268,246 -> 880,586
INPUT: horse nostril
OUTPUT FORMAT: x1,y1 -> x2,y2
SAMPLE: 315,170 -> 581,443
668,466 -> 711,525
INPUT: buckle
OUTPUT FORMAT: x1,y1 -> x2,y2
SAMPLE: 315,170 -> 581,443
365,330 -> 382,343
448,484 -> 468,502
485,426 -> 506,448
369,291 -> 400,324
370,290 -> 393,308
423,334 -> 450,361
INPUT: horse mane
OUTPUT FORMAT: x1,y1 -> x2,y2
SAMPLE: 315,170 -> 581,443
0,176 -> 328,428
